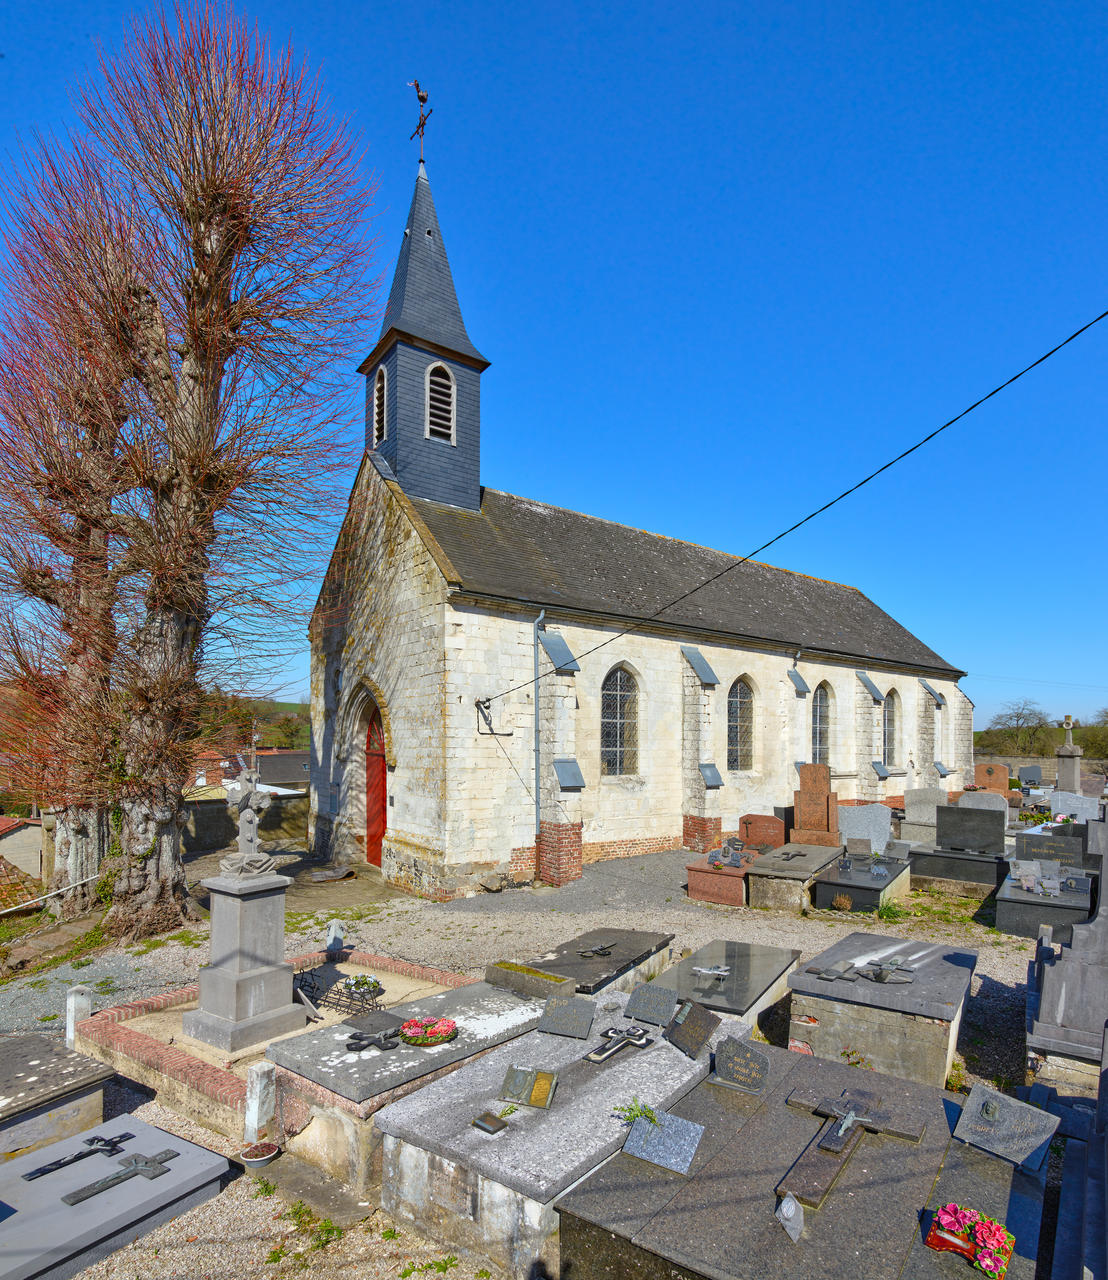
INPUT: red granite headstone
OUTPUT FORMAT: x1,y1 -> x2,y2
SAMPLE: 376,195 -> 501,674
974,763 -> 1009,794
790,763 -> 841,847
737,814 -> 786,850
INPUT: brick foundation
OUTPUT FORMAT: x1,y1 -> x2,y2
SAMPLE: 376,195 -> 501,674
682,813 -> 722,854
581,833 -> 683,864
536,821 -> 583,886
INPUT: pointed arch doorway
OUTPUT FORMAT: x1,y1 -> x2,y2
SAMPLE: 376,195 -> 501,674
365,709 -> 387,866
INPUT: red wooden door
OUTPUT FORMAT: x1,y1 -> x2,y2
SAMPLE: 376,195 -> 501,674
365,711 -> 386,866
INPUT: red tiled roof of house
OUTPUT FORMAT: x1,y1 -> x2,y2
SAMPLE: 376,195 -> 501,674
0,815 -> 25,838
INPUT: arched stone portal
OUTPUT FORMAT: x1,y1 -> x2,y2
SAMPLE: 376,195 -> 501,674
364,709 -> 387,866
336,681 -> 393,866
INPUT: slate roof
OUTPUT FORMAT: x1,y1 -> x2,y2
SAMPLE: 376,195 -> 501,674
376,163 -> 486,363
407,488 -> 963,677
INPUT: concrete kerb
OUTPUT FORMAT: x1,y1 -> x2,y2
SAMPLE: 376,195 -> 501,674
73,949 -> 478,1144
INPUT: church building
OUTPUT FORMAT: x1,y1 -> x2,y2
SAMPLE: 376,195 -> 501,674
309,162 -> 973,899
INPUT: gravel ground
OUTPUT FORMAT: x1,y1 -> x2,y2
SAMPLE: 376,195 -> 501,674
0,848 -> 1040,1279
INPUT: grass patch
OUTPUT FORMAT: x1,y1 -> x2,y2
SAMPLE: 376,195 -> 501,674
37,1013 -> 59,1021
252,1177 -> 277,1197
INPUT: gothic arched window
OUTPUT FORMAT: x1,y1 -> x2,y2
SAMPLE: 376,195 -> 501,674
883,689 -> 899,767
812,683 -> 832,766
601,666 -> 638,776
727,677 -> 754,770
425,362 -> 456,442
373,367 -> 387,446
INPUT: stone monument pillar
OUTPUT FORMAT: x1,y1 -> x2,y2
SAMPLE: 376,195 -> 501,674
1056,715 -> 1083,794
182,771 -> 306,1052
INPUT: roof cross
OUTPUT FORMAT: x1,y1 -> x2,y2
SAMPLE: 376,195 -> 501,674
408,80 -> 433,162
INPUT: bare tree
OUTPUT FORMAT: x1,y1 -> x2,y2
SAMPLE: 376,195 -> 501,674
986,699 -> 1051,755
0,6 -> 371,937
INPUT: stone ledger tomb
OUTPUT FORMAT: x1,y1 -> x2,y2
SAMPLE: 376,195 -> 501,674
744,843 -> 841,911
651,940 -> 801,1021
0,1035 -> 113,1162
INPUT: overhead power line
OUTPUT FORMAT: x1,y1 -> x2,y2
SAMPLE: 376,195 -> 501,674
489,305 -> 1108,703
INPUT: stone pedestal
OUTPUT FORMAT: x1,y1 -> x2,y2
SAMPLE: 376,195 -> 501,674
182,873 -> 306,1052
1056,714 -> 1084,794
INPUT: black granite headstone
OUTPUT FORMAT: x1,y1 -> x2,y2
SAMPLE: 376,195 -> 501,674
662,1000 -> 720,1060
936,806 -> 1006,854
624,983 -> 681,1028
537,994 -> 597,1039
711,1038 -> 769,1094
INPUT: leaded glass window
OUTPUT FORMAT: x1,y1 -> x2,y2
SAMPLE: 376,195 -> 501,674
812,683 -> 830,766
883,691 -> 898,767
727,678 -> 754,770
601,666 -> 638,776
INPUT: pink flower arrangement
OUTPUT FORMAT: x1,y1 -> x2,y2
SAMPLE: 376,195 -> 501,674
927,1203 -> 1014,1278
399,1016 -> 458,1044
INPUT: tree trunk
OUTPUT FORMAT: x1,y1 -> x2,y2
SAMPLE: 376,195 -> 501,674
52,806 -> 110,916
102,794 -> 196,939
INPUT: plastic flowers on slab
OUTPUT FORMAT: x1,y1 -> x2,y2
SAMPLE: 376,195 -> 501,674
343,974 -> 382,992
928,1203 -> 1014,1278
399,1016 -> 458,1045
937,1204 -> 975,1234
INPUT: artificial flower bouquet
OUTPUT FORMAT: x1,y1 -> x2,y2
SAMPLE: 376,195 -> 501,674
399,1016 -> 458,1046
925,1203 -> 1014,1277
342,974 -> 383,995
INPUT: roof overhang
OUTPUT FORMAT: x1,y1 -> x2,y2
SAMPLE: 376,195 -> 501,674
358,326 -> 491,375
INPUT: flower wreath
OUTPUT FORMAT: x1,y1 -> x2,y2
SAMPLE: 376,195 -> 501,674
398,1016 -> 458,1046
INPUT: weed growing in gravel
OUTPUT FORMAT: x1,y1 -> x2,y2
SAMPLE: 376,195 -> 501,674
283,1200 -> 314,1231
168,929 -> 205,948
877,901 -> 908,923
309,1219 -> 343,1250
36,1013 -> 58,1022
265,1244 -> 289,1264
129,938 -> 167,956
70,956 -> 94,969
252,1177 -> 277,1197
381,1227 -> 400,1240
476,1271 -> 492,1279
946,1061 -> 968,1093
93,977 -> 118,994
400,1259 -> 459,1277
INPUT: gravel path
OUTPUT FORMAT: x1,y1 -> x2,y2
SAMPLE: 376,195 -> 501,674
0,848 -> 1039,1279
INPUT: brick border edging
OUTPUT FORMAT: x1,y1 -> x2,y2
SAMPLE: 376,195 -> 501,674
75,950 -> 478,1117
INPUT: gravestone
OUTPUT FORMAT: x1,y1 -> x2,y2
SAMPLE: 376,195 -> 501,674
1027,845 -> 1108,1062
745,843 -> 842,910
899,786 -> 948,845
736,813 -> 786,849
624,983 -> 681,1028
181,853 -> 306,1052
957,790 -> 1010,812
811,857 -> 911,912
685,851 -> 761,906
1015,828 -> 1089,870
1049,791 -> 1100,823
0,1035 -> 113,1161
1019,765 -> 1043,787
1056,715 -> 1083,793
996,873 -> 1094,945
0,1117 -> 227,1280
790,764 -> 841,847
975,762 -> 1010,793
373,987 -> 745,1276
837,804 -> 892,854
663,1000 -> 721,1060
537,994 -> 596,1039
524,928 -> 675,994
555,1043 -> 1046,1280
953,1083 -> 1058,1170
651,940 -> 800,1020
935,805 -> 1006,853
788,933 -> 977,1087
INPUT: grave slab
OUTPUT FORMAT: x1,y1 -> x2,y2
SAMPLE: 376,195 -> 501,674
900,787 -> 947,847
556,1046 -> 1044,1280
788,933 -> 977,1088
745,843 -> 842,910
684,854 -> 760,906
811,857 -> 911,912
523,928 -> 676,994
996,876 -> 1093,945
0,1035 -> 114,1161
651,941 -> 800,1021
837,804 -> 893,854
267,982 -> 542,1105
0,1116 -> 227,1280
909,845 -> 1007,888
373,988 -> 746,1276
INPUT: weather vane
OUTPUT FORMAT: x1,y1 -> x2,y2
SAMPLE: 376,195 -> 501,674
408,80 -> 432,162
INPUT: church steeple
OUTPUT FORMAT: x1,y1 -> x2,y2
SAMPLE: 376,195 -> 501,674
359,163 -> 488,511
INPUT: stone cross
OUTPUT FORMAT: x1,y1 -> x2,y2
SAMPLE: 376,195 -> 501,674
220,769 -> 274,875
62,1148 -> 178,1206
345,1028 -> 401,1053
22,1132 -> 134,1182
858,955 -> 916,985
778,1088 -> 925,1208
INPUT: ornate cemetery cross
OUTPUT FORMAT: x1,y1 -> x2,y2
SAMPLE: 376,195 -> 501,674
585,1024 -> 653,1063
22,1132 -> 134,1182
777,1088 -> 925,1208
345,1028 -> 400,1052
62,1148 -> 179,1206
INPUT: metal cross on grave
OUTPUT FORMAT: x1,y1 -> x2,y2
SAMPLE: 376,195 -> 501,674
62,1148 -> 179,1206
776,1089 -> 926,1209
22,1132 -> 134,1182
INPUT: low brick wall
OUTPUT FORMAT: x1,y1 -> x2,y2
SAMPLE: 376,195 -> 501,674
74,949 -> 476,1143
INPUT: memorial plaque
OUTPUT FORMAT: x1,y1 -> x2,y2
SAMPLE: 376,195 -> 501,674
537,994 -> 596,1039
471,1111 -> 507,1134
622,1111 -> 704,1175
624,982 -> 680,1027
498,1065 -> 558,1110
845,838 -> 870,856
952,1083 -> 1059,1170
775,1191 -> 805,1243
1062,873 -> 1092,894
662,999 -> 720,1060
710,1037 -> 769,1094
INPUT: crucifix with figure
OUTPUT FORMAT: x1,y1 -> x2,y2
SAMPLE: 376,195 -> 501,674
776,1088 -> 926,1208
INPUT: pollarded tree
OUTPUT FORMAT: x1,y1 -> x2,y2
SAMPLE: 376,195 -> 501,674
986,699 -> 1051,755
0,5 -> 371,937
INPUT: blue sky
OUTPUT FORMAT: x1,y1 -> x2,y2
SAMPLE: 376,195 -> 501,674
2,1 -> 1106,724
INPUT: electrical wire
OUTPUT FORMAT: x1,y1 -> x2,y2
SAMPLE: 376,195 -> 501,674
488,306 -> 1108,703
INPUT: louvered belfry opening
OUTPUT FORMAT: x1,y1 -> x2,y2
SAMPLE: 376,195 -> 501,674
373,368 -> 387,445
426,363 -> 455,440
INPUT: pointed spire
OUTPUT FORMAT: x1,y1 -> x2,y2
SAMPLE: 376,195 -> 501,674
378,165 -> 486,364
